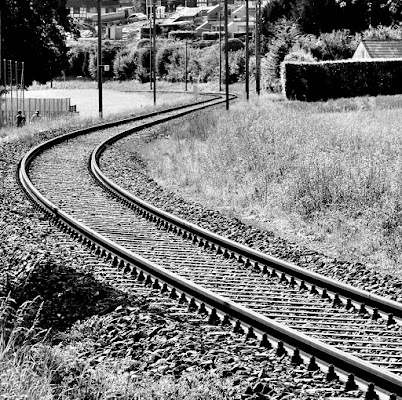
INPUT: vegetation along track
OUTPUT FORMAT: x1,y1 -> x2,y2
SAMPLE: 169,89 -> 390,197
19,93 -> 402,399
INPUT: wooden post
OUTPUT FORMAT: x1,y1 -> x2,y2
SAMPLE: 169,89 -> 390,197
245,0 -> 249,100
153,1 -> 156,104
149,10 -> 152,90
224,0 -> 229,110
97,0 -> 103,118
9,60 -> 13,124
255,0 -> 261,95
0,9 -> 2,84
219,3 -> 222,92
185,41 -> 188,91
15,61 -> 18,112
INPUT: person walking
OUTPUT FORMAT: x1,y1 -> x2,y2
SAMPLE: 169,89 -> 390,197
15,110 -> 26,127
31,110 -> 42,123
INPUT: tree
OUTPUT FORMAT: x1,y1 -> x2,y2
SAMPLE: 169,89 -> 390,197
0,0 -> 78,85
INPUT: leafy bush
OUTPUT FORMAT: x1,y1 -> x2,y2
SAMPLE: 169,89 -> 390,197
296,30 -> 359,61
264,19 -> 300,91
88,41 -> 124,79
221,38 -> 244,52
360,24 -> 402,40
137,38 -> 151,49
140,25 -> 162,38
202,32 -> 219,40
66,42 -> 93,77
136,47 -> 152,82
156,42 -> 180,77
113,48 -> 139,80
227,50 -> 246,84
194,45 -> 219,83
168,30 -> 195,40
282,59 -> 402,101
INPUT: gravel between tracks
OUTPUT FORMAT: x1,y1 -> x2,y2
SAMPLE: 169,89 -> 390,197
0,121 -> 370,398
100,116 -> 402,303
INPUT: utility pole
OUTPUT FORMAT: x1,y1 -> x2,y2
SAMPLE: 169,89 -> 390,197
255,0 -> 261,95
185,41 -> 188,91
0,8 -> 2,84
149,10 -> 152,90
153,0 -> 156,104
224,0 -> 229,110
219,3 -> 222,92
245,0 -> 249,100
97,0 -> 103,118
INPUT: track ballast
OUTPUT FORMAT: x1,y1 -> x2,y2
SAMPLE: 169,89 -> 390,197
19,94 -> 402,400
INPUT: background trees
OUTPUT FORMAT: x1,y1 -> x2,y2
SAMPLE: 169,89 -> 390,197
0,0 -> 78,84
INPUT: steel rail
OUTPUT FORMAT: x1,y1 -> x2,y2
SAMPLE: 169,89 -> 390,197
19,95 -> 402,398
91,111 -> 402,399
92,127 -> 402,322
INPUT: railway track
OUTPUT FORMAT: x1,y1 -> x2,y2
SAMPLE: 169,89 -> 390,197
19,94 -> 402,399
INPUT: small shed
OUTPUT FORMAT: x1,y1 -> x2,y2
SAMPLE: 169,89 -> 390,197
352,39 -> 402,60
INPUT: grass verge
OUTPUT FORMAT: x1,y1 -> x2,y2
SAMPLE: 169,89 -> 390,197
140,94 -> 402,275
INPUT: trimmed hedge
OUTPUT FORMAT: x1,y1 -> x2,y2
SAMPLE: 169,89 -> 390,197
282,59 -> 402,101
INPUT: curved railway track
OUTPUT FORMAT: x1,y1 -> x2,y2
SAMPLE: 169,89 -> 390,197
19,93 -> 402,400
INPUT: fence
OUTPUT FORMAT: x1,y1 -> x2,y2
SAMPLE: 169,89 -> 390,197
0,97 -> 76,127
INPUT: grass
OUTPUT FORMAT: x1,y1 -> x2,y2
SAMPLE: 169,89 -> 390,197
0,79 -> 239,399
0,86 -> 209,144
29,78 -> 240,94
140,93 -> 402,276
0,296 -> 235,399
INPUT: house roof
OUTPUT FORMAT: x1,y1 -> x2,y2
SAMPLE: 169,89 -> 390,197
362,40 -> 402,58
176,7 -> 202,17
66,0 -> 120,7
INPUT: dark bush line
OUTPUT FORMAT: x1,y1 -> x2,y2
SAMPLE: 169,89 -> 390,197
282,59 -> 402,101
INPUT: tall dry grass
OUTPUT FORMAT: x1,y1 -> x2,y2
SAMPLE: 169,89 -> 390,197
140,95 -> 402,273
0,296 -> 235,399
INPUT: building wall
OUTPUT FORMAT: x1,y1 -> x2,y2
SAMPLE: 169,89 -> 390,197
66,0 -> 133,19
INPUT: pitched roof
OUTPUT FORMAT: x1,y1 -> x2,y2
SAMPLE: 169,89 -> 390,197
362,40 -> 402,58
66,0 -> 120,7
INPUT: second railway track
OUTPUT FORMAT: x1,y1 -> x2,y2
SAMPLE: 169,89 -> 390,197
19,94 -> 402,399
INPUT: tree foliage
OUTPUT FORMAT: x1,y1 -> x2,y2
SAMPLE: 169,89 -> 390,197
1,0 -> 78,84
262,0 -> 402,36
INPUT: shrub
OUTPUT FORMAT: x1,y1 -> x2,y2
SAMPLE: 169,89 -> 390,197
296,30 -> 359,61
192,40 -> 217,49
136,47 -> 152,82
221,38 -> 244,52
202,32 -> 219,41
227,50 -> 246,84
137,38 -> 151,49
166,46 -> 186,82
361,24 -> 402,40
88,41 -> 124,80
264,19 -> 300,91
156,42 -> 180,77
168,30 -> 195,40
140,25 -> 162,38
282,59 -> 402,101
195,45 -> 220,82
66,42 -> 93,78
113,48 -> 139,80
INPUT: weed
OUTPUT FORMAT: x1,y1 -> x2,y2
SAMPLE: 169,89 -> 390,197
140,94 -> 402,273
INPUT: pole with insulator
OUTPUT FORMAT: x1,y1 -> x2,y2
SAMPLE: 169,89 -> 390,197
245,0 -> 249,100
153,0 -> 156,104
97,0 -> 103,118
219,3 -> 222,92
224,0 -> 229,110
